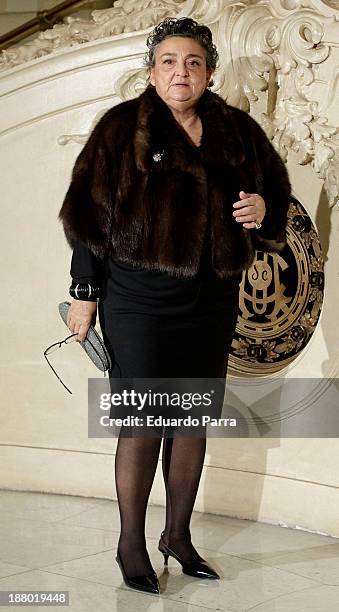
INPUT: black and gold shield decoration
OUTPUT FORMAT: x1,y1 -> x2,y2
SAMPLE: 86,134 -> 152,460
229,196 -> 325,374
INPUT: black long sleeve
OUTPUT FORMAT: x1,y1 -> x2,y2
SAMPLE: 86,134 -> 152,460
70,238 -> 105,285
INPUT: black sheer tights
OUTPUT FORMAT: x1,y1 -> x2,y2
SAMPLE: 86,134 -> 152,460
115,427 -> 206,577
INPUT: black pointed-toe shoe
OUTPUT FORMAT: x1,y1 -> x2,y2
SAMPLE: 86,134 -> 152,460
158,531 -> 220,579
116,549 -> 160,594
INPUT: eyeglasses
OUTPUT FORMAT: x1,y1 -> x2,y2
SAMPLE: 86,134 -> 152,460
44,332 -> 107,394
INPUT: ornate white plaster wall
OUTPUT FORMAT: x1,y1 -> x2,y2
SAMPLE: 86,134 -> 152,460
1,0 -> 339,537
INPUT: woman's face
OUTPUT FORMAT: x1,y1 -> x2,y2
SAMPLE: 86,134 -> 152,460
149,36 -> 212,111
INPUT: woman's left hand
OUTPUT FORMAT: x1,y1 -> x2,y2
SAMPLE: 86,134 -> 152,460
232,190 -> 266,229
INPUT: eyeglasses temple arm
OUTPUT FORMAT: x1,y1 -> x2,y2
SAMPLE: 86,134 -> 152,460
43,353 -> 73,394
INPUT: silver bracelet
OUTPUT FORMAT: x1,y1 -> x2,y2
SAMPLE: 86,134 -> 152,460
69,282 -> 100,301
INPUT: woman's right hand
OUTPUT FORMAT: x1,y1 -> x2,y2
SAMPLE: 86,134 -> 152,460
67,299 -> 97,342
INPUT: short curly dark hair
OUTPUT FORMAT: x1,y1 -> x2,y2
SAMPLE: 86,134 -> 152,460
144,17 -> 219,76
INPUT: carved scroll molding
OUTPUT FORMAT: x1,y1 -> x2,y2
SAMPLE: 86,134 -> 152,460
3,0 -> 338,205
0,0 -> 183,71
203,0 -> 339,207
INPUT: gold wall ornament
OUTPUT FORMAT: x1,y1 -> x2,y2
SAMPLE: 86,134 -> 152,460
228,196 -> 325,374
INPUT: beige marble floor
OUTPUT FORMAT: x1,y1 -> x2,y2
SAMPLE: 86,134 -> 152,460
0,490 -> 339,611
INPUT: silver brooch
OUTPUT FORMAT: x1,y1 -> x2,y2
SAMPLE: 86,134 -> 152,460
152,150 -> 164,162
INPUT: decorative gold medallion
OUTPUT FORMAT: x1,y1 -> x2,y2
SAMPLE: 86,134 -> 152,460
229,196 -> 324,374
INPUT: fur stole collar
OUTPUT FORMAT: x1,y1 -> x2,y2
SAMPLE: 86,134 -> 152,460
59,82 -> 291,278
133,84 -> 247,173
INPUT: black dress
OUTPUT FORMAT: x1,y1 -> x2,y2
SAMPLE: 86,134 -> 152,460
70,226 -> 241,377
70,161 -> 241,425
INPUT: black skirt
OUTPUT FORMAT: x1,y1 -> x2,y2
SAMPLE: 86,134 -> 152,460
97,234 -> 241,428
98,259 -> 240,372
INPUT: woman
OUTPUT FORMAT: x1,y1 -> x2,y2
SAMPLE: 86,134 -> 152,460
58,17 -> 292,595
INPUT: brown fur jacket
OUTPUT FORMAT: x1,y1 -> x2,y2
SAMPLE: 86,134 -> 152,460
58,84 -> 292,279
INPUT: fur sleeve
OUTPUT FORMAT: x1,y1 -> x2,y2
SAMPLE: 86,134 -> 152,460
57,113 -> 114,261
245,113 -> 292,254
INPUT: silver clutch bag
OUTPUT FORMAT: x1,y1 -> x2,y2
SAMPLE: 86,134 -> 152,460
58,301 -> 112,372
